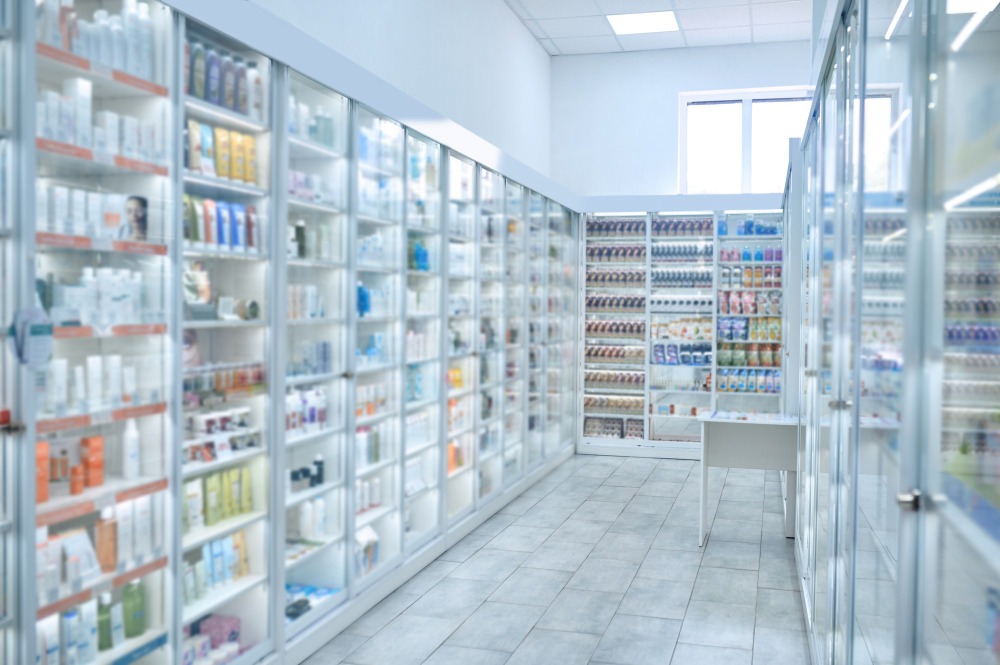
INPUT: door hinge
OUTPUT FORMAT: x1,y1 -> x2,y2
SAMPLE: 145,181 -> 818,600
897,488 -> 923,511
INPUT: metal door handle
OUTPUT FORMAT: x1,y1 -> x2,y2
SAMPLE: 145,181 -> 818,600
828,399 -> 853,410
897,489 -> 922,511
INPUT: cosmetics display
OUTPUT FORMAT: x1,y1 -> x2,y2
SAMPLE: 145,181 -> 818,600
650,267 -> 713,289
584,345 -> 645,365
586,269 -> 645,288
651,216 -> 714,237
651,241 -> 713,263
585,295 -> 646,313
586,244 -> 645,263
585,320 -> 645,339
585,218 -> 645,238
584,371 -> 645,391
583,395 -> 644,416
184,195 -> 262,254
649,295 -> 714,314
186,33 -> 264,121
181,529 -> 251,609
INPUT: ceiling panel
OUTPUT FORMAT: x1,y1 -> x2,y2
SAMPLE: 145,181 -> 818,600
673,0 -> 749,8
519,0 -> 602,19
594,0 -> 672,12
751,0 -> 810,24
684,25 -> 753,46
537,15 -> 613,38
617,31 -> 687,50
539,38 -> 562,54
552,34 -> 623,54
523,19 -> 549,38
752,20 -> 811,41
677,5 -> 752,30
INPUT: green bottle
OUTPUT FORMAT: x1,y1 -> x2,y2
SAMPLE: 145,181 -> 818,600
123,580 -> 146,638
97,592 -> 113,651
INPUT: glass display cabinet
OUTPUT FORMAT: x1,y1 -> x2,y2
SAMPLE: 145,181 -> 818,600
502,180 -> 527,484
179,17 -> 274,661
444,151 -> 475,521
280,68 -> 350,637
476,166 -> 503,501
351,105 -> 404,587
402,129 -> 443,550
526,190 -> 546,468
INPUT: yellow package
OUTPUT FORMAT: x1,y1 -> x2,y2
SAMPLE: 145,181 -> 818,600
214,127 -> 231,179
230,131 -> 245,182
187,119 -> 201,172
244,134 -> 257,185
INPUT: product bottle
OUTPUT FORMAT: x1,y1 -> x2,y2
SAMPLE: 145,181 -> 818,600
136,3 -> 153,79
122,580 -> 145,638
313,454 -> 324,485
234,57 -> 248,115
221,51 -> 235,110
742,245 -> 751,262
312,497 -> 326,538
205,45 -> 220,106
122,419 -> 140,480
298,500 -> 313,540
109,16 -> 126,73
97,593 -> 113,651
190,41 -> 205,98
246,62 -> 263,121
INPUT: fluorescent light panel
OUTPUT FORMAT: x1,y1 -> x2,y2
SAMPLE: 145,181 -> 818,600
607,11 -> 678,35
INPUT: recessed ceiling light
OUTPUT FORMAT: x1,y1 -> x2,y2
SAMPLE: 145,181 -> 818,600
606,11 -> 679,35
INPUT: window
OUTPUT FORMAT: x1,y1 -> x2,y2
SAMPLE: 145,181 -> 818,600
686,102 -> 743,195
680,88 -> 898,194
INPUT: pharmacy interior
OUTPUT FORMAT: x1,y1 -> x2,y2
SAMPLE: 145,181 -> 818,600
0,0 -> 996,663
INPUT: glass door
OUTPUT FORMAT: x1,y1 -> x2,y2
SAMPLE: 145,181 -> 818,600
0,0 -> 14,657
180,18 -> 274,659
502,180 -> 527,483
32,1 -> 176,661
544,197 -> 562,456
476,166 -> 503,500
555,205 -> 579,451
526,191 -> 546,467
403,130 -> 442,548
281,69 -> 350,637
444,152 -> 475,520
917,2 -> 1000,663
352,106 -> 404,585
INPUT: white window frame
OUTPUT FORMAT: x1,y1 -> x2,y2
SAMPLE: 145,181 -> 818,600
678,85 -> 903,194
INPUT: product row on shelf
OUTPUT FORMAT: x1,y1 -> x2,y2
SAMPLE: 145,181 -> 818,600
9,4 -> 579,664
581,211 -> 791,448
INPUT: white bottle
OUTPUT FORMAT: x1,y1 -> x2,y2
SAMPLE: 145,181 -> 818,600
312,498 -> 326,538
246,62 -> 263,122
136,3 -> 153,80
122,419 -> 140,480
298,500 -> 313,540
122,0 -> 140,75
370,478 -> 381,508
109,16 -> 126,72
80,267 -> 97,327
93,10 -> 112,68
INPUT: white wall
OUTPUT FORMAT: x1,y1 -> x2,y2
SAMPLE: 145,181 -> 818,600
550,41 -> 812,197
246,0 -> 553,175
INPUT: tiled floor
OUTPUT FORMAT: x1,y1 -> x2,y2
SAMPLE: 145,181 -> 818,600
304,454 -> 809,665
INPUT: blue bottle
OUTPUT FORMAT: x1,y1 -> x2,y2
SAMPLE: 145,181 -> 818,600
754,246 -> 764,262
718,219 -> 727,237
742,246 -> 752,262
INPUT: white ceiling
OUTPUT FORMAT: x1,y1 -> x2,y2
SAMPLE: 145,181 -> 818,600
504,0 -> 901,55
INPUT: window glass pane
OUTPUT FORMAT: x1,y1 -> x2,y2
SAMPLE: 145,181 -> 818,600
862,96 -> 893,191
686,101 -> 742,194
750,98 -> 812,193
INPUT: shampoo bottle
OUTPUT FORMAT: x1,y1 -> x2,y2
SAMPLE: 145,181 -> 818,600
97,593 -> 112,651
122,580 -> 145,638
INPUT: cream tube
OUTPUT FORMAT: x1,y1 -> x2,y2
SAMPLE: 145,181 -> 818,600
87,356 -> 103,410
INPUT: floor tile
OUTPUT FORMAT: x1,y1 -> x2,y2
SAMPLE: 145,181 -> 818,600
344,591 -> 422,636
763,494 -> 784,514
603,471 -> 651,488
651,525 -> 702,552
721,485 -> 764,503
715,501 -> 764,523
534,491 -> 590,510
506,629 -> 600,665
607,511 -> 666,537
450,548 -> 529,583
669,643 -> 752,665
472,513 -> 518,537
522,539 -> 594,571
709,518 -> 763,545
724,469 -> 766,487
592,614 -> 682,665
398,560 -> 461,596
488,567 -> 572,606
423,646 -> 510,665
500,495 -> 541,516
515,504 -> 577,528
692,566 -> 758,606
549,518 -> 613,544
759,533 -> 795,561
575,462 -> 621,479
649,468 -> 691,484
566,556 -> 640,593
761,512 -> 785,534
764,480 -> 782,497
344,615 -> 462,665
757,556 -> 798,591
624,494 -> 674,516
755,589 -> 805,631
637,548 -> 702,583
590,531 -> 655,564
637,481 -> 683,498
446,601 -> 545,652
536,588 -> 623,634
702,539 -> 760,571
618,576 -> 693,620
405,577 -> 498,621
751,627 -> 810,665
438,534 -> 492,563
590,485 -> 639,503
303,632 -> 367,664
573,500 -> 627,522
484,525 -> 553,552
656,459 -> 696,472
678,600 -> 756,650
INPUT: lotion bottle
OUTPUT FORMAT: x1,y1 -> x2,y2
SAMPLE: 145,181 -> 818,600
122,419 -> 140,480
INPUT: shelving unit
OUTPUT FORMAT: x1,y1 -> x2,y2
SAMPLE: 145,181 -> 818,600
280,68 -> 350,638
526,191 -> 547,467
177,18 -> 274,661
503,181 -> 528,484
402,130 -> 443,550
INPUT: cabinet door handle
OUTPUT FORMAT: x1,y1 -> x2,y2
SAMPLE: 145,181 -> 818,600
897,489 -> 922,511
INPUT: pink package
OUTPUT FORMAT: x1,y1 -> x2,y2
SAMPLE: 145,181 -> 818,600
742,291 -> 756,315
198,615 -> 241,649
729,291 -> 741,315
